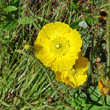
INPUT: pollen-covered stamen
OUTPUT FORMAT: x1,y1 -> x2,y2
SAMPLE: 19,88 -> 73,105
55,44 -> 61,49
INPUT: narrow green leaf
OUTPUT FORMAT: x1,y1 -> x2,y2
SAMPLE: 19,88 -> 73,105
0,100 -> 10,107
24,66 -> 41,91
71,1 -> 76,9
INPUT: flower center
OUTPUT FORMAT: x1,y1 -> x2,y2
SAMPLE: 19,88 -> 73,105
55,44 -> 61,49
49,37 -> 70,57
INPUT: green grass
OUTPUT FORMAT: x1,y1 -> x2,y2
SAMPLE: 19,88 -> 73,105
0,0 -> 110,110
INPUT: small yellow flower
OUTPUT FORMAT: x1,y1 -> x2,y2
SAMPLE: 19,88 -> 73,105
34,22 -> 82,72
55,57 -> 89,88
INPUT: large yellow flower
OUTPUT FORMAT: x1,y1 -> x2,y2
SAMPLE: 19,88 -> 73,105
55,57 -> 89,88
34,22 -> 82,72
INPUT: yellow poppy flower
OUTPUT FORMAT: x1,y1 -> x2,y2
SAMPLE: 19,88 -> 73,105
34,22 -> 82,72
55,57 -> 89,88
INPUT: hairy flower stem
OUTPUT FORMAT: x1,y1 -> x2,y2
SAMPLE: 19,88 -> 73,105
107,0 -> 110,78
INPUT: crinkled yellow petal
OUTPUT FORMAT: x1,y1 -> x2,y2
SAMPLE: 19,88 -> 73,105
34,33 -> 56,66
50,55 -> 78,72
64,29 -> 82,53
34,44 -> 56,66
55,57 -> 89,88
68,72 -> 87,88
34,33 -> 50,46
40,22 -> 71,40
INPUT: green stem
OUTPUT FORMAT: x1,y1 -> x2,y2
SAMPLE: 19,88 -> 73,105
107,0 -> 110,76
